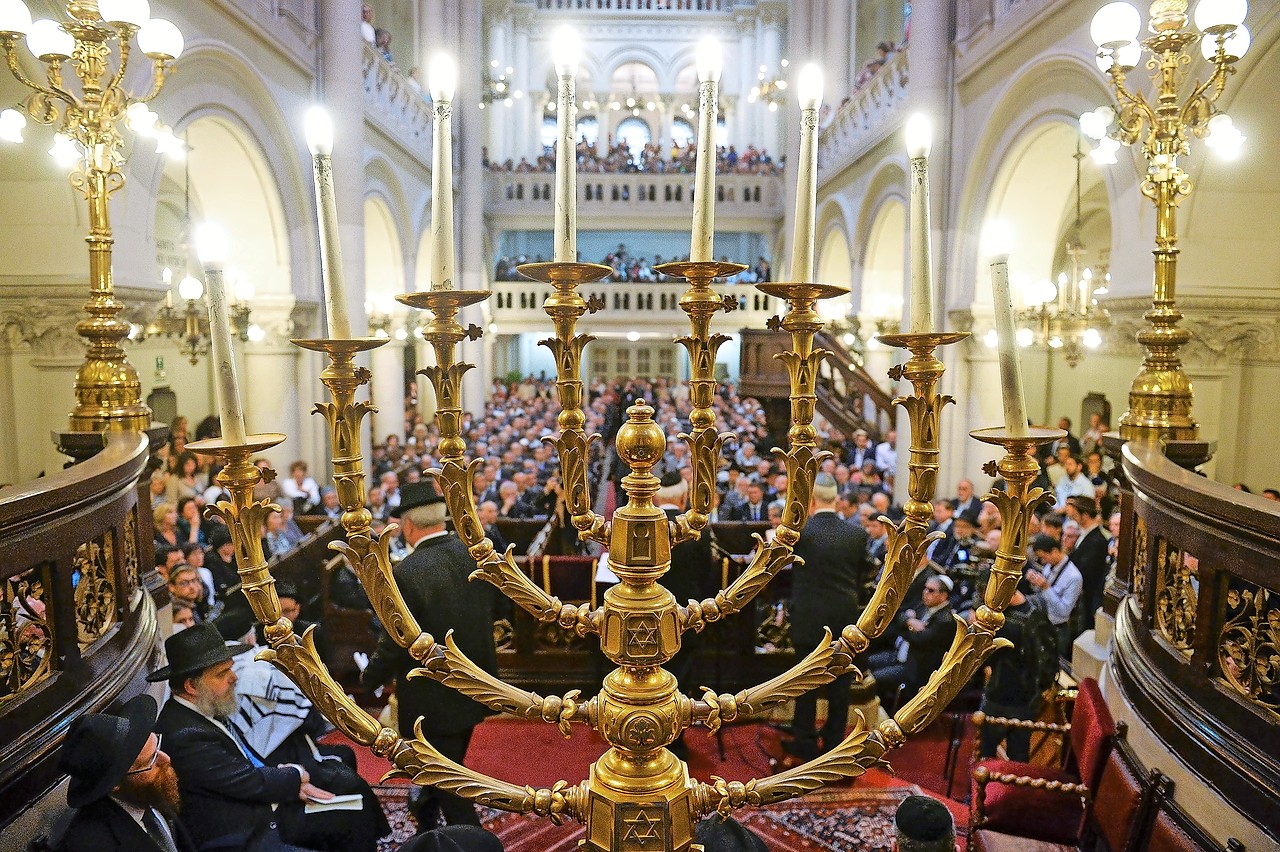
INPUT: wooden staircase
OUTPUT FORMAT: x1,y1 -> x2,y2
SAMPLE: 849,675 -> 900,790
737,328 -> 895,442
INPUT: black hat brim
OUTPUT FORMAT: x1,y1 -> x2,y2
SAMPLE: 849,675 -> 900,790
65,694 -> 158,808
146,640 -> 252,683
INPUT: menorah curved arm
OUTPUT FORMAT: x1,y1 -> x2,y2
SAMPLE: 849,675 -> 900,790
841,517 -> 942,655
892,614 -> 1012,735
542,419 -> 608,544
410,631 -> 591,738
691,628 -> 857,732
136,59 -> 170,103
671,424 -> 734,545
429,457 -> 599,636
330,526 -> 426,649
693,714 -> 891,819
679,536 -> 796,632
0,37 -> 69,107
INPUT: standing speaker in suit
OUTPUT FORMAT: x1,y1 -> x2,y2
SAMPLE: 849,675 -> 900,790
785,473 -> 872,761
54,694 -> 196,852
363,482 -> 498,828
1065,495 -> 1109,634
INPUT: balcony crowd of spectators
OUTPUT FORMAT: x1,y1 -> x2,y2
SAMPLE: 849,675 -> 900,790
493,244 -> 771,284
485,137 -> 783,176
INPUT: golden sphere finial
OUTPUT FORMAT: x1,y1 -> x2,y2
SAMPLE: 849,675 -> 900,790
616,398 -> 666,473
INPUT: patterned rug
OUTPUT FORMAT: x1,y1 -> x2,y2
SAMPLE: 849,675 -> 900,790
374,782 -> 922,851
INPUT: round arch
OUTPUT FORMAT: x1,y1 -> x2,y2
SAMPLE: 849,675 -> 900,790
952,52 -> 1134,309
862,200 -> 906,322
816,226 -> 854,322
364,195 -> 404,304
182,115 -> 291,296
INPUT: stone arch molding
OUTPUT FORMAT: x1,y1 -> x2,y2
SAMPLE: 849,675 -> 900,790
113,39 -> 317,303
849,160 -> 909,311
951,51 -> 1139,311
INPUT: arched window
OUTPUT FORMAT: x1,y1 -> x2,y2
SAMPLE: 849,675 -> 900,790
670,117 -> 694,149
610,61 -> 659,94
616,116 -> 652,153
540,115 -> 558,151
576,116 -> 599,146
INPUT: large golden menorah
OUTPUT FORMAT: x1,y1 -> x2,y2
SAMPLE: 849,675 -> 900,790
188,255 -> 1061,850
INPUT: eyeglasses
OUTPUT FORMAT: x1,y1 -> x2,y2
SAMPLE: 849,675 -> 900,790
924,585 -> 946,594
126,734 -> 163,775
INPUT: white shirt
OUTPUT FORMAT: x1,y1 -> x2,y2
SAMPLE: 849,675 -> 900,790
1055,472 -> 1094,509
875,442 -> 897,472
361,21 -> 375,43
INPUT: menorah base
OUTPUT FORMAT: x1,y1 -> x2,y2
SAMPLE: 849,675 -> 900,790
580,747 -> 701,852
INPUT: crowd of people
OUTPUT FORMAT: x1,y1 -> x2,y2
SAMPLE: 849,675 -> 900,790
486,137 -> 784,176
493,244 -> 772,284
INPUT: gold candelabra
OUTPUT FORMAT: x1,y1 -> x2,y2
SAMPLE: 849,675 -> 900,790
1086,0 -> 1249,443
0,0 -> 183,433
189,244 -> 1061,847
147,275 -> 254,365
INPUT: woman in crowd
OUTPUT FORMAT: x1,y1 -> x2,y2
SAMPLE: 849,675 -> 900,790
153,502 -> 181,549
176,496 -> 207,546
166,451 -> 207,504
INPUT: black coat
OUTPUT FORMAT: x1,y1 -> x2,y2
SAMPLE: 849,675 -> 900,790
55,797 -> 197,852
363,532 -> 499,738
902,602 -> 955,689
1072,525 -> 1110,621
153,699 -> 303,851
789,511 -> 871,648
661,508 -> 714,606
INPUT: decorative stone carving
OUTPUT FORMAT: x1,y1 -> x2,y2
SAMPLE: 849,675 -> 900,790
1098,295 -> 1280,366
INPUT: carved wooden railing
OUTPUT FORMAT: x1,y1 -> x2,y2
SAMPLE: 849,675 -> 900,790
0,433 -> 160,827
1113,440 -> 1280,838
815,329 -> 895,440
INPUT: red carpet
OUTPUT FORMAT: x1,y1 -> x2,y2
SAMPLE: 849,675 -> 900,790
330,714 -> 973,850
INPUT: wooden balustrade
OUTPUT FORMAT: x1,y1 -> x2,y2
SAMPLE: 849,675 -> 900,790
1113,440 -> 1280,838
0,433 -> 160,828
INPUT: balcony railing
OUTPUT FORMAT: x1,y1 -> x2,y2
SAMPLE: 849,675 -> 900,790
818,48 -> 910,179
533,0 -> 733,11
362,44 -> 432,158
486,172 -> 784,229
1112,441 -> 1280,840
489,279 -> 782,333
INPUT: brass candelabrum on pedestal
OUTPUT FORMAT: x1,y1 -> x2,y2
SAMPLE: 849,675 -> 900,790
189,259 -> 1061,850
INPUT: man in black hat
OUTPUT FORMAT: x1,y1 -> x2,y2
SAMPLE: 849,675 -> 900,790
363,481 -> 498,828
150,623 -> 331,851
55,694 -> 196,852
893,793 -> 956,851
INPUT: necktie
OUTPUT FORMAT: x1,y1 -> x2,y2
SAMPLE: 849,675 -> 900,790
230,723 -> 265,768
752,505 -> 759,521
142,808 -> 180,852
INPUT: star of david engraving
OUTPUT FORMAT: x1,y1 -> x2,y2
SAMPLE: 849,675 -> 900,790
621,808 -> 664,843
626,618 -> 658,651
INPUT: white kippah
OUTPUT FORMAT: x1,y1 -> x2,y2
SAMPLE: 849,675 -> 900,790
935,574 -> 954,592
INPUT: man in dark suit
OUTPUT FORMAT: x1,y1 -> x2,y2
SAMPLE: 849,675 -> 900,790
150,624 -> 327,851
55,694 -> 196,852
1065,495 -> 1109,634
785,473 -> 872,761
363,482 -> 498,828
869,575 -> 956,709
844,429 -> 877,471
950,479 -> 980,518
924,499 -> 956,565
727,481 -> 768,521
1042,417 -> 1082,466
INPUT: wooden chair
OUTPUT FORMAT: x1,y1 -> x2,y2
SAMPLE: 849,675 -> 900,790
971,677 -> 1116,845
971,723 -> 1152,852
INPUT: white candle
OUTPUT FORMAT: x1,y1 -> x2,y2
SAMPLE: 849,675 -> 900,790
552,26 -> 580,264
690,37 -> 722,263
983,221 -> 1029,438
304,107 -> 352,339
195,223 -> 247,445
429,54 -> 458,291
905,113 -> 934,333
789,64 -> 823,283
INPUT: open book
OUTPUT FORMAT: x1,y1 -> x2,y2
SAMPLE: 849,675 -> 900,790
304,793 -> 364,814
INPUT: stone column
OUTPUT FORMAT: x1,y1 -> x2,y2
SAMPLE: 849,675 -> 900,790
486,14 -> 510,163
823,0 -> 851,102
512,14 -> 532,163
242,339 -> 303,471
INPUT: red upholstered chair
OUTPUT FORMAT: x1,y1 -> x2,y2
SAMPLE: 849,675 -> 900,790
970,723 -> 1148,852
971,678 -> 1117,845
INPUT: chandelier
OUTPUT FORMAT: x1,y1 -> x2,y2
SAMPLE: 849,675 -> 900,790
748,59 -> 789,112
1010,140 -> 1110,368
0,0 -> 185,434
145,268 -> 256,364
479,59 -> 521,109
1085,0 -> 1248,443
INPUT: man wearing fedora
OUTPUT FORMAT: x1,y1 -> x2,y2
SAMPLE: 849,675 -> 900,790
363,481 -> 498,828
150,623 -> 331,851
55,694 -> 195,852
